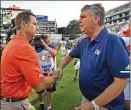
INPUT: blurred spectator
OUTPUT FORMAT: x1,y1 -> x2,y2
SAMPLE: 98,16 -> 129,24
66,40 -> 73,54
34,34 -> 57,110
6,18 -> 16,43
0,37 -> 4,60
72,58 -> 80,81
58,37 -> 67,57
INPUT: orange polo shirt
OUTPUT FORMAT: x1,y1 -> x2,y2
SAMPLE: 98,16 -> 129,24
1,35 -> 45,98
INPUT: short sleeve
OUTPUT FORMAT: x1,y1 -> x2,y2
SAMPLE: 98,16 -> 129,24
106,36 -> 130,78
19,48 -> 45,87
69,42 -> 80,59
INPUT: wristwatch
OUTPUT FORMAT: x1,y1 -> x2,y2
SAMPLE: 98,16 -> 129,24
91,100 -> 100,110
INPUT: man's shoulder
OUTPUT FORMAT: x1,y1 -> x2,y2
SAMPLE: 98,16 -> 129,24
106,31 -> 119,39
14,40 -> 35,54
22,42 -> 34,50
78,37 -> 87,44
4,40 -> 37,60
102,31 -> 120,44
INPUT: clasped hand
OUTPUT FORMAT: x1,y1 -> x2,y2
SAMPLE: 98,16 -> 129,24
51,68 -> 62,80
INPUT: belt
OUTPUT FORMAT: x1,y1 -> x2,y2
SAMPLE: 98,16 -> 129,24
0,96 -> 28,102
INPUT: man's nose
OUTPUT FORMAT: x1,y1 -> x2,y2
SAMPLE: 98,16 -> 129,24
78,18 -> 81,24
36,25 -> 39,30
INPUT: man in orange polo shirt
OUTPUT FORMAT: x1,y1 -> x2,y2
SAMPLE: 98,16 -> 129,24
1,11 -> 59,110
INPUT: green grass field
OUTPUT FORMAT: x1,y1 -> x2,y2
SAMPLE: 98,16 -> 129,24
29,52 -> 82,110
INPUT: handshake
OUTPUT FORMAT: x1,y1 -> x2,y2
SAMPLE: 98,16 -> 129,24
35,68 -> 63,93
43,68 -> 63,90
52,67 -> 63,81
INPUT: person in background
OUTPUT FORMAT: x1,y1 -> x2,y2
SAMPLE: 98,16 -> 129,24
72,58 -> 80,81
6,18 -> 16,43
66,40 -> 73,54
56,3 -> 130,110
118,23 -> 130,110
58,37 -> 67,57
34,34 -> 57,110
57,37 -> 67,78
0,37 -> 4,60
1,11 -> 59,110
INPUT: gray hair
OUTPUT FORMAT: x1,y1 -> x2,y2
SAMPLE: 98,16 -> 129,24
81,3 -> 105,26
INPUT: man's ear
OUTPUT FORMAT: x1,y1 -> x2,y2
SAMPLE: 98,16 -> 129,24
20,21 -> 26,29
93,16 -> 100,24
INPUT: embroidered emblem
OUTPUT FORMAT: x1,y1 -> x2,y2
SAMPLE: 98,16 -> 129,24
95,49 -> 100,55
38,74 -> 44,78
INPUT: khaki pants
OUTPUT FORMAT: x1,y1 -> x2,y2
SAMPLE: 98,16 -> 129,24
81,96 -> 108,110
1,98 -> 36,110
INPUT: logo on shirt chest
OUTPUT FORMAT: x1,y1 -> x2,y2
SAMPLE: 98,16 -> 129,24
95,49 -> 100,55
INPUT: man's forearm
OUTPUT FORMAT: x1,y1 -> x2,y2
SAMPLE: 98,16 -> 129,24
58,55 -> 73,70
33,74 -> 59,92
92,78 -> 128,107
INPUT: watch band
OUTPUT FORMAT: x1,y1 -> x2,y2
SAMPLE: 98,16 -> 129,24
91,100 -> 100,110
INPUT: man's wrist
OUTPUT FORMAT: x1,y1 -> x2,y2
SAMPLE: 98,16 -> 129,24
57,67 -> 62,71
91,100 -> 100,110
52,74 -> 59,81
